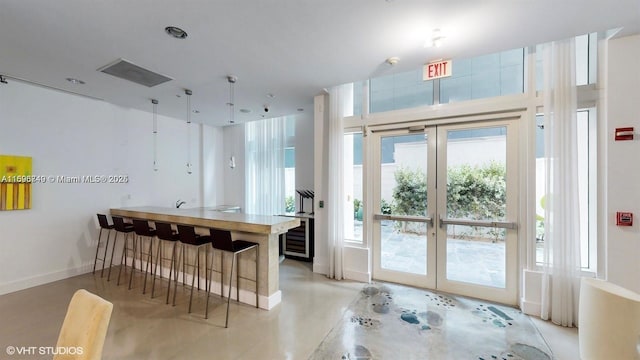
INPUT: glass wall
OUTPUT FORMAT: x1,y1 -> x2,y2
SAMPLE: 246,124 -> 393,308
536,33 -> 597,91
344,132 -> 363,243
369,69 -> 434,113
440,48 -> 524,104
535,110 -> 596,269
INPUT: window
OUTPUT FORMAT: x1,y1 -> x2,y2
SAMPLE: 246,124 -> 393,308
440,48 -> 524,104
535,33 -> 598,91
284,117 -> 296,213
349,47 -> 525,115
370,69 -> 434,113
344,132 -> 363,243
535,109 -> 597,269
284,147 -> 295,213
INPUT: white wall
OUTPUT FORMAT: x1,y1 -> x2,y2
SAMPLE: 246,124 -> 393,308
605,34 -> 640,293
0,80 -> 223,294
202,124 -> 225,207
294,113 -> 314,211
313,94 -> 330,275
521,34 -> 640,315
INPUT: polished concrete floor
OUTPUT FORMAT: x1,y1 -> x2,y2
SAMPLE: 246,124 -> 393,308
0,260 -> 579,359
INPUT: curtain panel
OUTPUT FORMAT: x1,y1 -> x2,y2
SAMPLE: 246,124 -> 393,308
540,38 -> 582,327
245,117 -> 286,216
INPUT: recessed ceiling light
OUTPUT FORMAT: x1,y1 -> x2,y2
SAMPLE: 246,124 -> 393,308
165,26 -> 188,39
240,108 -> 251,113
66,78 -> 85,85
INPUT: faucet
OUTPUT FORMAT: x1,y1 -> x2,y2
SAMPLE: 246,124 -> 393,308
176,200 -> 186,208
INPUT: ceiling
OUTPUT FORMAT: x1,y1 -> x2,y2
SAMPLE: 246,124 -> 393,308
1,0 -> 639,127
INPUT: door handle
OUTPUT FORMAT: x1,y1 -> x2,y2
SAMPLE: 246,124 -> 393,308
374,214 -> 433,226
438,214 -> 517,229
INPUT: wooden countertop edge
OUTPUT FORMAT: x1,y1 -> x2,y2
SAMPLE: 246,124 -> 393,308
110,208 -> 300,235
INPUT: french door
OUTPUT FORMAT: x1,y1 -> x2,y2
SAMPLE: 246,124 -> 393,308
372,119 -> 519,305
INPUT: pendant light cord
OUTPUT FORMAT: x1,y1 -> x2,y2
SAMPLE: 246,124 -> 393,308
185,89 -> 193,174
152,99 -> 158,171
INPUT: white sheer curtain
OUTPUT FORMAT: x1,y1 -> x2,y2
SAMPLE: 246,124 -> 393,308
540,38 -> 582,327
245,116 -> 286,216
327,85 -> 349,280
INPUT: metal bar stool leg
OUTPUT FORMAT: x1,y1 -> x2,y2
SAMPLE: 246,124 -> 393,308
151,238 -> 163,298
92,228 -> 106,275
166,241 -> 178,304
142,236 -> 154,294
173,243 -> 184,307
225,253 -> 236,328
100,230 -> 112,277
107,231 -> 119,281
128,235 -> 138,290
255,245 -> 259,308
117,233 -> 126,286
220,251 -> 224,298
188,246 -> 199,313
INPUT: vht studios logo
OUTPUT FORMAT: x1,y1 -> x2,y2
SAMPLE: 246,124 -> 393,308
6,346 -> 84,356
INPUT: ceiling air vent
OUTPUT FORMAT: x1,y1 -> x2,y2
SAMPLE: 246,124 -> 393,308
97,58 -> 172,87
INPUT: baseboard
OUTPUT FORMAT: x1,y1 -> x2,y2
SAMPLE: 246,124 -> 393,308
134,259 -> 281,310
0,259 -> 284,309
344,268 -> 370,283
313,260 -> 328,275
520,298 -> 542,317
0,263 -> 93,295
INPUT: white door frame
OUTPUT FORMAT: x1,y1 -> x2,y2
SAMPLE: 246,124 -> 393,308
370,116 -> 520,305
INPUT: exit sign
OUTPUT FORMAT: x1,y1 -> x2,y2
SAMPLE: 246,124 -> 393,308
423,59 -> 452,81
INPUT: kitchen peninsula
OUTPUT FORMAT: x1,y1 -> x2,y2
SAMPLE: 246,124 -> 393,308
110,206 -> 300,310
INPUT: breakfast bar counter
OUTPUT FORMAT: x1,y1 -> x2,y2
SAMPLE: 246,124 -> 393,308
110,206 -> 300,310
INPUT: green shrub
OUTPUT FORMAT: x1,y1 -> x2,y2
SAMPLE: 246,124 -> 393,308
285,195 -> 295,213
446,161 -> 506,221
380,198 -> 392,215
446,161 -> 506,239
388,162 -> 506,238
392,167 -> 427,217
353,198 -> 363,221
391,167 -> 428,234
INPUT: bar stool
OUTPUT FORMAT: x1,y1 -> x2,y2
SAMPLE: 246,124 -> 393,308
173,225 -> 212,314
206,229 -> 259,327
111,216 -> 135,284
150,222 -> 180,304
131,219 -> 157,294
93,214 -> 114,277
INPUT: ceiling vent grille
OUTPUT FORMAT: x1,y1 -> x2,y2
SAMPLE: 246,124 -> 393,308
97,58 -> 172,87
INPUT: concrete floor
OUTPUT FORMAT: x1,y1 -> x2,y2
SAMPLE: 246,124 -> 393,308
0,259 -> 579,359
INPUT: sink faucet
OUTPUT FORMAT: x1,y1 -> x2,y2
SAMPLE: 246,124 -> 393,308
176,200 -> 186,208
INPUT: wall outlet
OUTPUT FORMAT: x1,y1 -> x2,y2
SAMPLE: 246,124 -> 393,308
319,200 -> 324,208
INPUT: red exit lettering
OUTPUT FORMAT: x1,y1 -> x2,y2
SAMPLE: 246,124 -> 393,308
423,60 -> 452,81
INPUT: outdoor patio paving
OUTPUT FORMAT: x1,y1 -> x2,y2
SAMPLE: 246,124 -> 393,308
374,221 -> 507,288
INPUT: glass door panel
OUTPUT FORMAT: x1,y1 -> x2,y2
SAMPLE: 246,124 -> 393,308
436,121 -> 518,304
372,129 -> 436,288
371,118 -> 518,305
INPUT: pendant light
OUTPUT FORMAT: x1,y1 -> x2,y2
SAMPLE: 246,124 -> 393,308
151,99 -> 159,171
227,75 -> 237,124
227,76 -> 237,169
185,89 -> 193,174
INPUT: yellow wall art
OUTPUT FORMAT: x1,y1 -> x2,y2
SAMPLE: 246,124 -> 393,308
0,155 -> 33,210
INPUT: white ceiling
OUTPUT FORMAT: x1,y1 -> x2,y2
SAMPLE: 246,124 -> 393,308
1,0 -> 639,126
